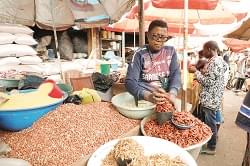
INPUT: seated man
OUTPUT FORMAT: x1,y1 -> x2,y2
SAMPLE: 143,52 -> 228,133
125,20 -> 181,105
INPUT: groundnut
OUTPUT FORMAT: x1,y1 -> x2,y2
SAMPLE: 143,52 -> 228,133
144,116 -> 212,148
172,112 -> 195,126
155,98 -> 175,113
0,103 -> 139,166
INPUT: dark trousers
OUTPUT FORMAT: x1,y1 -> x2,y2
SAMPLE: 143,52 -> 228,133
242,132 -> 250,166
236,78 -> 246,90
202,106 -> 217,149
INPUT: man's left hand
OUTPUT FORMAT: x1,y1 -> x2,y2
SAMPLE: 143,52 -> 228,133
167,93 -> 179,112
188,65 -> 197,73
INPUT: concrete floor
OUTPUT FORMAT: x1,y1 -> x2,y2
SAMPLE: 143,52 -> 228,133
197,90 -> 247,166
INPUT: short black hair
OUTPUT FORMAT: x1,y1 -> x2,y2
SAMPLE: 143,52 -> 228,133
204,40 -> 221,56
148,20 -> 168,32
204,40 -> 220,51
198,50 -> 203,56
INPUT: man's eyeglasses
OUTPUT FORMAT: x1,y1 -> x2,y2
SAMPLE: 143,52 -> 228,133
150,33 -> 169,42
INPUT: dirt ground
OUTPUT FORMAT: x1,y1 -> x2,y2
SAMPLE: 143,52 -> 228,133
197,90 -> 247,166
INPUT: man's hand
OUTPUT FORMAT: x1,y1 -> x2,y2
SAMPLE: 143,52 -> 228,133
152,88 -> 167,104
188,65 -> 197,73
144,88 -> 167,104
167,93 -> 179,112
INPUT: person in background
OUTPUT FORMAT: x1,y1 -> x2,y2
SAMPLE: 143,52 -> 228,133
188,52 -> 198,65
188,41 -> 227,155
195,49 -> 226,135
196,50 -> 208,73
235,51 -> 248,92
235,91 -> 250,165
125,20 -> 181,106
223,50 -> 230,66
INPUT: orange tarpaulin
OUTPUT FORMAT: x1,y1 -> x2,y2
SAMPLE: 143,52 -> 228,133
151,0 -> 219,10
225,18 -> 250,40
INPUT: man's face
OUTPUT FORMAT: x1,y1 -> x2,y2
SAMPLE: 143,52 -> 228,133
147,27 -> 168,52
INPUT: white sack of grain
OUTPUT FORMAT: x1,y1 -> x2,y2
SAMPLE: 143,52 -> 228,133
0,57 -> 20,66
0,33 -> 16,45
19,55 -> 42,65
15,34 -> 37,45
0,23 -> 33,35
0,44 -> 37,57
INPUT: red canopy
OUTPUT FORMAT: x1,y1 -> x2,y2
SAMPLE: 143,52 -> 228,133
151,0 -> 219,10
104,18 -> 195,35
126,2 -> 245,25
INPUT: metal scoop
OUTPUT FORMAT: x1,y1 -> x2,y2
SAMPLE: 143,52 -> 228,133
116,157 -> 132,166
156,112 -> 173,125
134,96 -> 138,107
171,118 -> 194,130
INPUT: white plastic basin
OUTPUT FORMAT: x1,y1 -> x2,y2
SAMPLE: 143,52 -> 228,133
111,92 -> 155,119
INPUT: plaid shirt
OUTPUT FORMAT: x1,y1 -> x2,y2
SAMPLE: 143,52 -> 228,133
195,56 -> 227,110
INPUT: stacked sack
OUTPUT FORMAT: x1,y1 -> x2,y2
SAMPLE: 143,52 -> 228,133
0,23 -> 42,66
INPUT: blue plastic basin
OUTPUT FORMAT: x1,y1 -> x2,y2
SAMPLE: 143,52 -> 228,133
0,90 -> 67,131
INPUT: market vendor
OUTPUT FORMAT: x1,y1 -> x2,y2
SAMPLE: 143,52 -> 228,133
125,20 -> 181,105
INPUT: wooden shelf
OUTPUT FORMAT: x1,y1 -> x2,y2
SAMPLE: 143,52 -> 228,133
102,49 -> 120,51
101,38 -> 121,41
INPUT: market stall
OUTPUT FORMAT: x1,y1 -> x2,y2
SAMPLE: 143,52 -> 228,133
0,71 -> 210,165
0,1 -> 226,165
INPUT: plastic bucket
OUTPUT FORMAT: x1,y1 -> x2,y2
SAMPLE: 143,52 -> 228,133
111,64 -> 119,71
100,64 -> 110,75
48,49 -> 55,59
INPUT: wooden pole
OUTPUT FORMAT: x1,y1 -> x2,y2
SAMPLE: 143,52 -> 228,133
181,0 -> 188,111
138,0 -> 145,47
50,0 -> 63,82
122,32 -> 126,67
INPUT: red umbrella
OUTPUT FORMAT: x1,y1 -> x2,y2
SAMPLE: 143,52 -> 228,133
126,1 -> 246,25
223,38 -> 250,52
151,0 -> 219,10
104,17 -> 195,35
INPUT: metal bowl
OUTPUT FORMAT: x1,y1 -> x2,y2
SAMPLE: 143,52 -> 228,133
171,119 -> 194,130
141,114 -> 212,160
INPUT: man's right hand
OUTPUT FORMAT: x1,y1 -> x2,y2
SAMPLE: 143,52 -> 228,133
144,88 -> 167,104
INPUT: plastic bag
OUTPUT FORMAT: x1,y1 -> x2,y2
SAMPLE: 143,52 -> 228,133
18,75 -> 45,90
63,95 -> 82,105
